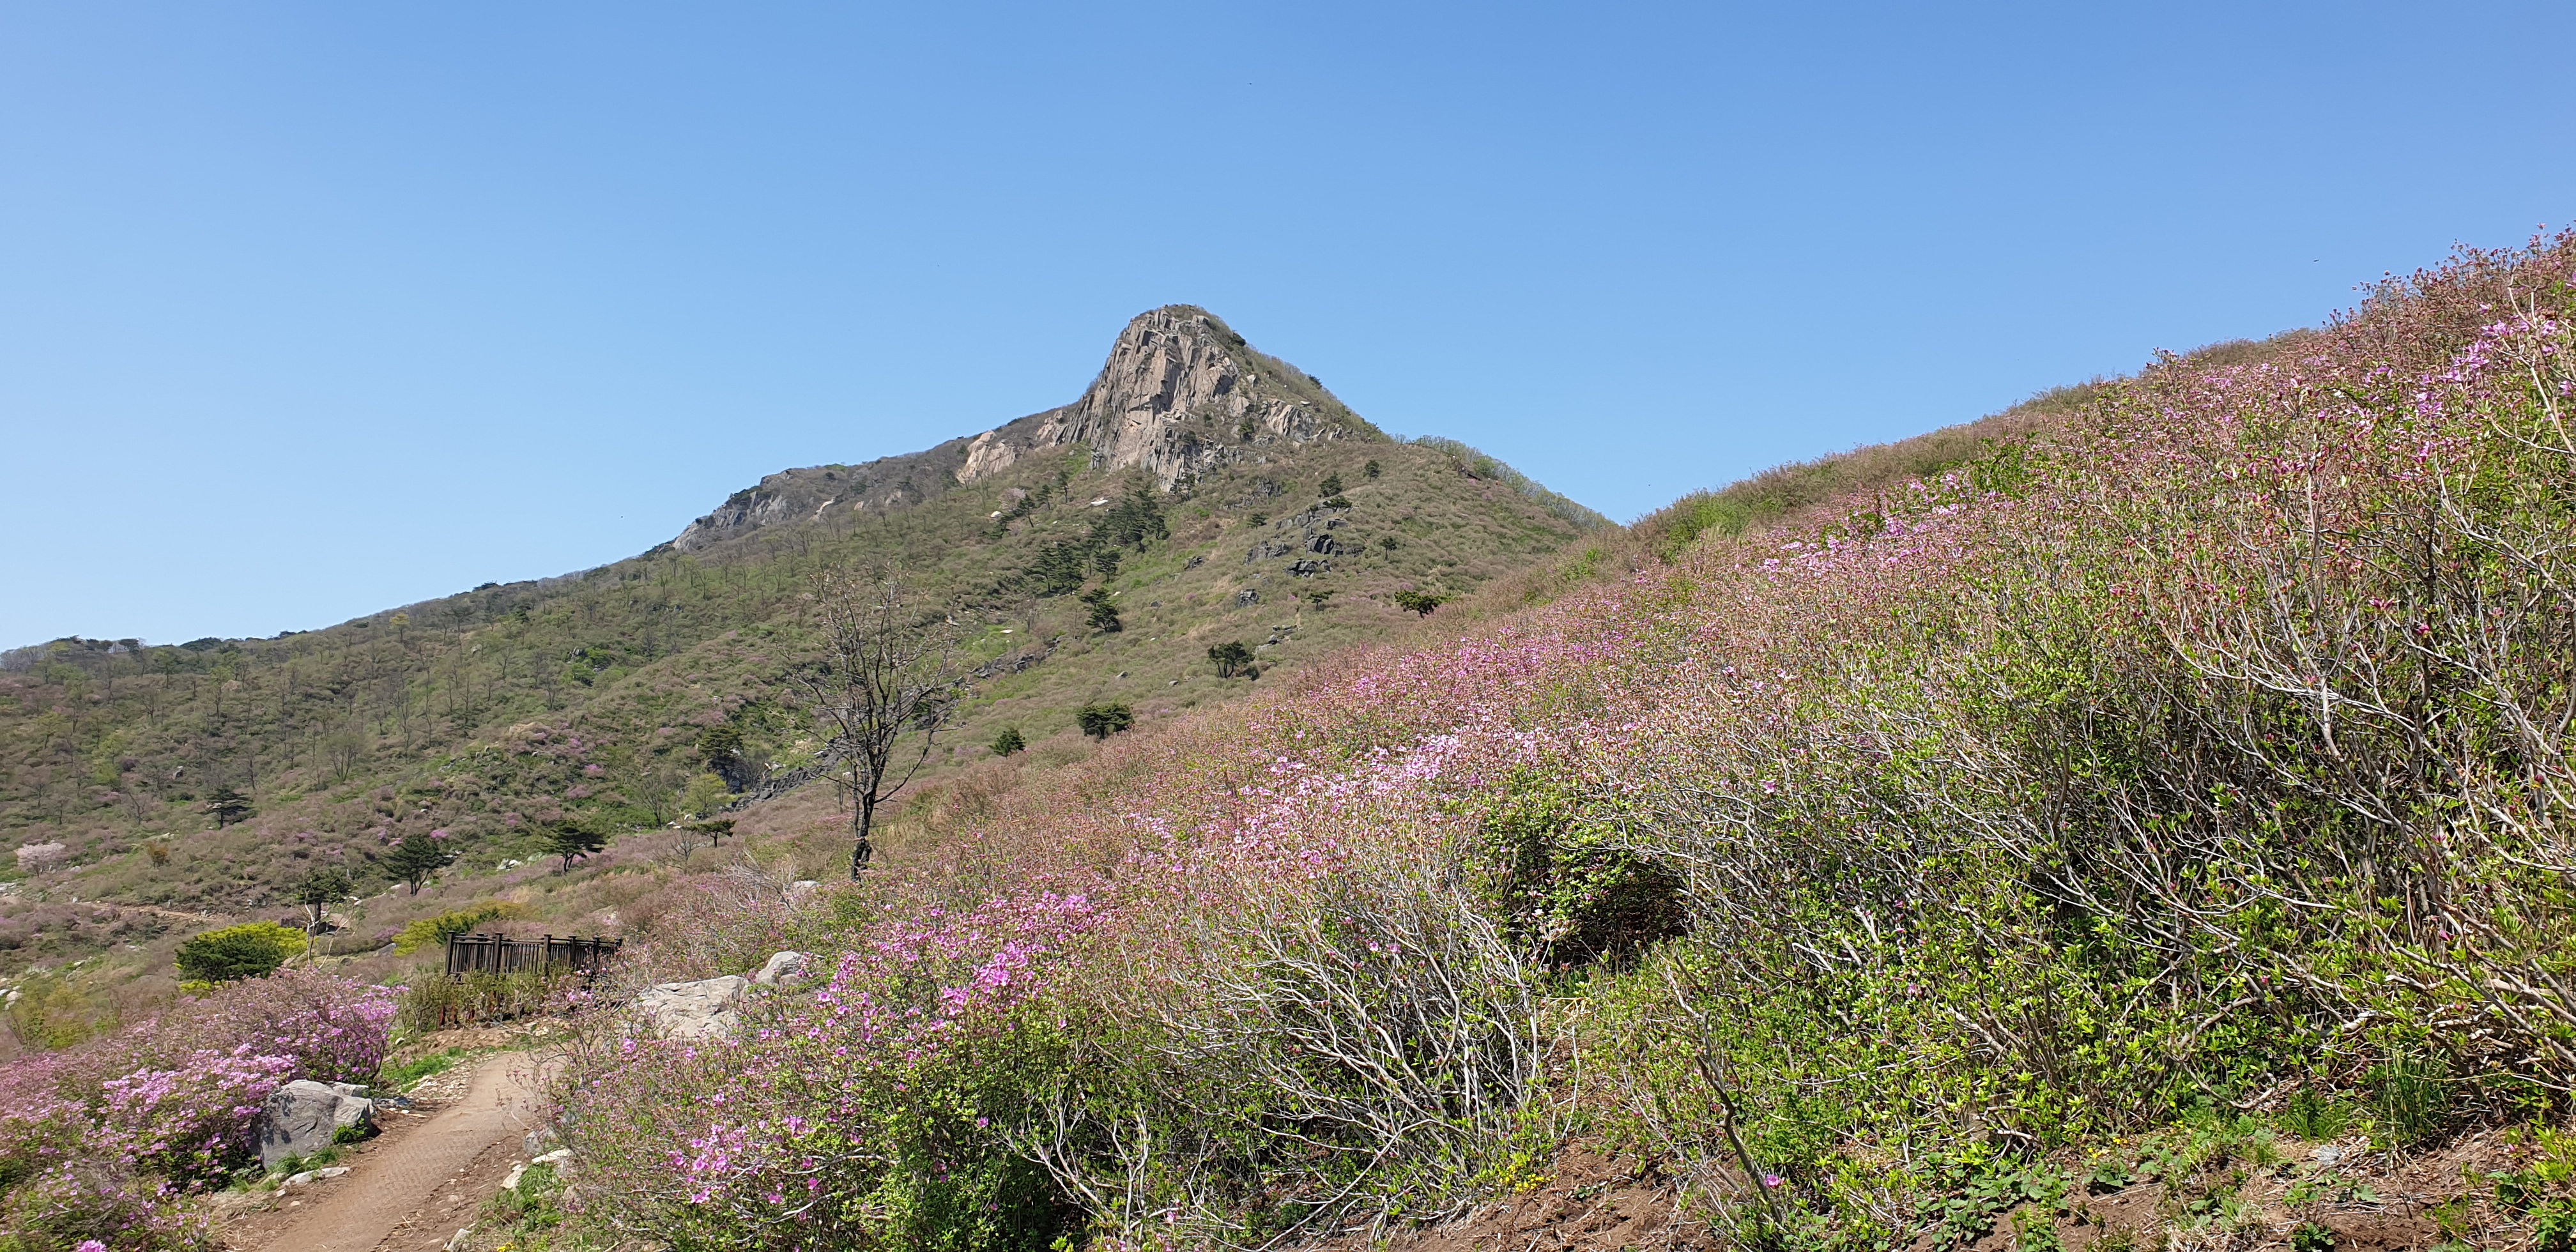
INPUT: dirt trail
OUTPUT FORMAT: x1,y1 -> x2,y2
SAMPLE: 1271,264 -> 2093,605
238,1051 -> 547,1252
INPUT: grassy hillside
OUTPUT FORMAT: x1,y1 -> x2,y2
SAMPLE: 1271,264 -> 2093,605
15,236 -> 2576,1252
0,320 -> 1604,996
477,233 -> 2576,1252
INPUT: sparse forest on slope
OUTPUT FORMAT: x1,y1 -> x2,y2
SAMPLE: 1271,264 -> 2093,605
0,307 -> 1602,986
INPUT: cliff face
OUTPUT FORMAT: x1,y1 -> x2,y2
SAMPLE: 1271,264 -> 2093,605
671,306 -> 1379,553
959,306 -> 1376,491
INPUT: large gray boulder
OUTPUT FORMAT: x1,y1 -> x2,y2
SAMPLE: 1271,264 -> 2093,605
636,975 -> 750,1040
257,1080 -> 376,1169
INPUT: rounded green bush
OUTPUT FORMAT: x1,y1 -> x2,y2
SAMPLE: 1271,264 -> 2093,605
174,920 -> 308,982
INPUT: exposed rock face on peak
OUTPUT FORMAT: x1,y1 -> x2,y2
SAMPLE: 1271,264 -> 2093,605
668,441 -> 970,553
669,306 -> 1377,553
958,306 -> 1375,491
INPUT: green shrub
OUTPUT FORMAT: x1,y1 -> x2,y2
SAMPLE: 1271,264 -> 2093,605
1076,703 -> 1132,740
1466,770 -> 1682,965
174,920 -> 307,982
678,770 -> 734,820
392,902 -> 523,954
490,1159 -> 569,1242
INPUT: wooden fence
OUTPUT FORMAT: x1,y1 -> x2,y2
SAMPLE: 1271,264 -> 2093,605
441,932 -> 622,979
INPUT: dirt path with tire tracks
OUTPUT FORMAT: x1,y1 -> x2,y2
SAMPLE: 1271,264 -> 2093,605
222,1051 -> 548,1252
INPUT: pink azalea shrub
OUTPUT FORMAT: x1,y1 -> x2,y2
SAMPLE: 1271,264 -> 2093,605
567,233 -> 2576,1249
562,889 -> 1100,1252
0,969 -> 394,1248
94,1049 -> 298,1187
0,1161 -> 205,1252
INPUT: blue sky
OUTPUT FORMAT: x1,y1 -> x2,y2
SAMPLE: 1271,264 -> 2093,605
7,3 -> 2574,647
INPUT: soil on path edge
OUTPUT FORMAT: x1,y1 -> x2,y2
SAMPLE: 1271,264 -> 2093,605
218,1051 -> 549,1252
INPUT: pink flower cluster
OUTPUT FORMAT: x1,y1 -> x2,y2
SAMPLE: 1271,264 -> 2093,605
560,885 -> 1102,1241
0,968 -> 395,1225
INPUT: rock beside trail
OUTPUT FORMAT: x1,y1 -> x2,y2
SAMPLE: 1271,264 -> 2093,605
636,975 -> 751,1039
503,1148 -> 575,1193
753,950 -> 809,985
257,1080 -> 377,1169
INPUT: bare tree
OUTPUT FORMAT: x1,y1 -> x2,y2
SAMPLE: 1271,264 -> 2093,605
791,570 -> 963,877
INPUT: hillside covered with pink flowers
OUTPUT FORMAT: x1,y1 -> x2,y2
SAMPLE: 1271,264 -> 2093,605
11,233 -> 2576,1252
530,234 -> 2576,1251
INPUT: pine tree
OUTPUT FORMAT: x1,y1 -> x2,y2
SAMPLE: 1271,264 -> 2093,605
545,821 -> 607,874
988,726 -> 1026,756
382,833 -> 454,894
698,724 -> 750,789
1207,641 -> 1254,678
1080,588 -> 1123,633
294,866 -> 353,933
205,785 -> 254,827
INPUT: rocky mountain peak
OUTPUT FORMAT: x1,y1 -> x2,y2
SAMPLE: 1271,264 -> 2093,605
671,307 -> 1377,553
956,306 -> 1379,490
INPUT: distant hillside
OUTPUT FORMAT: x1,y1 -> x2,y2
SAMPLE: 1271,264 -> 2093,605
0,307 -> 1606,970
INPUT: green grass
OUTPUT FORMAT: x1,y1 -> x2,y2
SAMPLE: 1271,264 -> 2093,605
376,1046 -> 471,1092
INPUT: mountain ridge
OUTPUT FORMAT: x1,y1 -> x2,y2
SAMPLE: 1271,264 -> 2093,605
664,305 -> 1390,557
0,305 -> 1607,958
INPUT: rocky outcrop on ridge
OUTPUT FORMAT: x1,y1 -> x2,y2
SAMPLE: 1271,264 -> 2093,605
668,439 -> 972,553
1243,503 -> 1353,577
958,306 -> 1380,492
669,307 -> 1381,553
